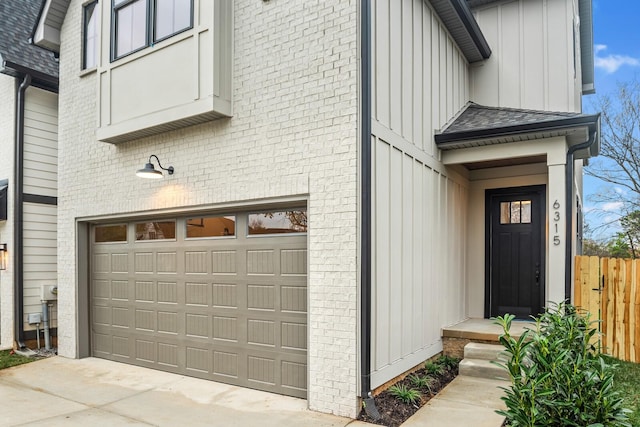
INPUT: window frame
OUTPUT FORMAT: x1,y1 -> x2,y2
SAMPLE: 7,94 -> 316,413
111,0 -> 194,62
82,0 -> 99,70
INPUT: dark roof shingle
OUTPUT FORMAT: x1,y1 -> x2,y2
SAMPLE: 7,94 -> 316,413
440,103 -> 583,135
0,0 -> 58,80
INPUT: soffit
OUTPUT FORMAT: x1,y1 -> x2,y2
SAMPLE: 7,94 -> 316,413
428,0 -> 491,63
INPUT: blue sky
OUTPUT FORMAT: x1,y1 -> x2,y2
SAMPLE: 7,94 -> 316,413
582,0 -> 640,239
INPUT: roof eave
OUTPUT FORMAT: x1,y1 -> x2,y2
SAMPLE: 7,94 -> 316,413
429,0 -> 491,63
2,59 -> 59,87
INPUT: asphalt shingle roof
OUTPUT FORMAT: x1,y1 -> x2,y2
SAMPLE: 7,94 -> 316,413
440,103 -> 583,135
0,0 -> 58,79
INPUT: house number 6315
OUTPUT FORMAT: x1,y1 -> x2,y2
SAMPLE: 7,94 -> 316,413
553,200 -> 561,245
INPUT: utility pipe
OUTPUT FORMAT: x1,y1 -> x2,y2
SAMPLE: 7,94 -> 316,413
564,130 -> 597,301
42,301 -> 51,350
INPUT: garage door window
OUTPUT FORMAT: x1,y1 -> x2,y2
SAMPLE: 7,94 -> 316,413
186,216 -> 236,238
95,224 -> 127,243
248,210 -> 307,235
135,221 -> 176,240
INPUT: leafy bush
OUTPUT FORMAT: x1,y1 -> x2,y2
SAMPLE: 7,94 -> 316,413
388,384 -> 421,405
495,303 -> 631,427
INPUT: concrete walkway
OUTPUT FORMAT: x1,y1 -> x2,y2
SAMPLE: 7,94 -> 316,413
0,357 -> 371,427
0,356 -> 508,426
401,376 -> 508,427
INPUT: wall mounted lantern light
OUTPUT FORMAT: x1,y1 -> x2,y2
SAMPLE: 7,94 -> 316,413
0,243 -> 7,270
136,155 -> 174,179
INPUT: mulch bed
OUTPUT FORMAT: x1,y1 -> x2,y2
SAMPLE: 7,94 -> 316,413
357,360 -> 458,427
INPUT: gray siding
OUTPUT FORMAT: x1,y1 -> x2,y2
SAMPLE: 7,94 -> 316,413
370,0 -> 470,387
470,0 -> 581,112
24,87 -> 58,197
23,202 -> 58,331
22,87 -> 58,332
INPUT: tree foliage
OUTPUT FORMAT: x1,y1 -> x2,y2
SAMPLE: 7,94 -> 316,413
586,79 -> 640,211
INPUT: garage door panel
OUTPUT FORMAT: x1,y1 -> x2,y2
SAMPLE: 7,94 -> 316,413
246,250 -> 275,275
212,283 -> 238,307
91,214 -> 307,398
93,279 -> 110,299
135,309 -> 156,331
213,350 -> 239,378
157,252 -> 177,273
280,249 -> 307,275
185,282 -> 210,305
185,251 -> 209,274
247,284 -> 276,310
212,315 -> 238,341
111,280 -> 129,300
157,281 -> 178,303
135,252 -> 154,273
186,313 -> 210,338
111,253 -> 129,273
135,280 -> 155,302
281,286 -> 307,313
211,251 -> 237,274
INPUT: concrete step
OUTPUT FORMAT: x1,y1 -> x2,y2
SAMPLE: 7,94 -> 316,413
463,342 -> 507,362
458,358 -> 510,381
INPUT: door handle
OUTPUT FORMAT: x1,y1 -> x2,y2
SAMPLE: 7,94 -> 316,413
535,263 -> 540,286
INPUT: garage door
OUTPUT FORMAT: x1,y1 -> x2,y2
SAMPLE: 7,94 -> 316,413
90,210 -> 307,398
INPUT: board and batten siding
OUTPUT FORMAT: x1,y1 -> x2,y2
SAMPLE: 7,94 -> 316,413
470,0 -> 581,113
370,0 -> 470,388
22,87 -> 58,332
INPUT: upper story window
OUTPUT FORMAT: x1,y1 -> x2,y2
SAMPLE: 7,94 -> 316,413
83,1 -> 99,69
112,0 -> 193,60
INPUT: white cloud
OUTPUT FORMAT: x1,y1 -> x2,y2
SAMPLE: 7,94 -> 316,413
594,44 -> 640,74
601,201 -> 624,212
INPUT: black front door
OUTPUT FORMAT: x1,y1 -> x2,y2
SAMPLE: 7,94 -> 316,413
486,186 -> 545,319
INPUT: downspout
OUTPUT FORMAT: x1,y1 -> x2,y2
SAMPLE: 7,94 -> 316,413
564,129 -> 597,301
360,0 -> 379,419
14,73 -> 31,349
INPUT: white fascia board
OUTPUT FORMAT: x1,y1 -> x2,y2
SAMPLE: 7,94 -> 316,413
441,136 -> 568,166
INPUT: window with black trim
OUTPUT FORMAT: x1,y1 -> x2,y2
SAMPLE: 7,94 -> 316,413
112,0 -> 193,60
83,1 -> 99,69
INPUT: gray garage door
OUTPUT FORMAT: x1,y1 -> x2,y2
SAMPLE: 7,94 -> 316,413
90,210 -> 307,398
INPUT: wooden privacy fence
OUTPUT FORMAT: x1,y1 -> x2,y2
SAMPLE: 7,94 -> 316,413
574,255 -> 640,362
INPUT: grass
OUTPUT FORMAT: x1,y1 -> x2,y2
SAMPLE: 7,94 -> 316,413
0,349 -> 36,370
603,355 -> 640,426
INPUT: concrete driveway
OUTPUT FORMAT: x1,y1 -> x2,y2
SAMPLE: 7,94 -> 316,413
0,356 -> 371,426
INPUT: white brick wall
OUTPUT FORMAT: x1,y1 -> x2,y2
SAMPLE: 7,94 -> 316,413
0,73 -> 16,350
57,0 -> 359,417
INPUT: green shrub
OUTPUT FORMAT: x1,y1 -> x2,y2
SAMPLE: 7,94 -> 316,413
424,361 -> 444,376
409,373 -> 434,392
388,384 -> 421,405
495,303 -> 631,427
436,355 -> 460,371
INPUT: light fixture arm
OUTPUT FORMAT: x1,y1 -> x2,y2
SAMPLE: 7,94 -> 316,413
148,155 -> 174,175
